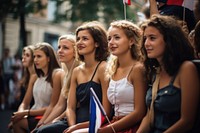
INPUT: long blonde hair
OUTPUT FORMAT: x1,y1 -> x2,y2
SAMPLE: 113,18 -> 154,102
106,20 -> 142,79
58,34 -> 81,98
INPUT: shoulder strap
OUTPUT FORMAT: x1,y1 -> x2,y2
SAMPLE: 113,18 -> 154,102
169,74 -> 177,85
149,68 -> 160,127
127,64 -> 134,78
90,61 -> 102,81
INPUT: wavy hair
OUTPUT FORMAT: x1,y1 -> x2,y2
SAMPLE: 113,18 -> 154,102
58,34 -> 81,98
106,20 -> 142,78
141,14 -> 194,81
75,21 -> 109,62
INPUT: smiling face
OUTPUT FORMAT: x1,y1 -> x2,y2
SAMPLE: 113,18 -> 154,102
107,27 -> 133,56
76,29 -> 97,56
143,26 -> 166,62
34,49 -> 49,70
57,39 -> 75,64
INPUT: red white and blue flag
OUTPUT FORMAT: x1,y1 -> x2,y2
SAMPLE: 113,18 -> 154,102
167,0 -> 194,11
123,0 -> 131,5
89,88 -> 106,133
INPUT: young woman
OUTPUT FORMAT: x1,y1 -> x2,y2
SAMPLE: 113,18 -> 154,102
8,45 -> 36,129
97,20 -> 147,133
36,21 -> 110,133
137,14 -> 199,133
12,42 -> 63,133
32,34 -> 81,132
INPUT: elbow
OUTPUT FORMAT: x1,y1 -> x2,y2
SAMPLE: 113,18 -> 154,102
180,117 -> 196,131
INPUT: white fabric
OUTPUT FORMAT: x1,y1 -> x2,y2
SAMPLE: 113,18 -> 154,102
31,77 -> 52,110
107,77 -> 134,116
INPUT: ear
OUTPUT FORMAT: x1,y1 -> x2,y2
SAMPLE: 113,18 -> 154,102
129,37 -> 135,48
95,42 -> 99,48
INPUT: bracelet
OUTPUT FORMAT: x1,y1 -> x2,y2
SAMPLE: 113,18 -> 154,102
28,109 -> 30,116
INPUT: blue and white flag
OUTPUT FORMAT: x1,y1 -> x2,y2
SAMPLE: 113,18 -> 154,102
89,88 -> 106,133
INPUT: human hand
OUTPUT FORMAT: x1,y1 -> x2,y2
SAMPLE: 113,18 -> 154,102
98,126 -> 115,133
52,117 -> 61,123
63,125 -> 79,133
12,111 -> 27,123
7,121 -> 13,129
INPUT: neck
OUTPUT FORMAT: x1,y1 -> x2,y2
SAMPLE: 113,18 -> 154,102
28,65 -> 35,75
66,59 -> 75,70
117,52 -> 135,68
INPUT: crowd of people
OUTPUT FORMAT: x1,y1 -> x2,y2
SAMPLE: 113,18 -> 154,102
0,0 -> 200,133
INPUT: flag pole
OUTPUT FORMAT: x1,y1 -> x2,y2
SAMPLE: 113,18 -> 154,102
90,88 -> 116,133
124,4 -> 127,20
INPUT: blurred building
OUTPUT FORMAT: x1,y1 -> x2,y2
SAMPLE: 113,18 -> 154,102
3,0 -> 146,57
3,0 -> 72,57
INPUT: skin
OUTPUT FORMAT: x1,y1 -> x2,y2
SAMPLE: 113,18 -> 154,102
35,38 -> 76,127
12,49 -> 63,133
97,27 -> 147,133
137,26 -> 199,133
63,29 -> 110,133
8,47 -> 36,129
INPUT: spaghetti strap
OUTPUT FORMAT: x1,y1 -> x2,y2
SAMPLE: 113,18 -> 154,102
90,61 -> 102,81
127,64 -> 134,79
169,74 -> 177,85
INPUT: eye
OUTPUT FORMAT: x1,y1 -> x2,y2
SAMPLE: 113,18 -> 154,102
107,36 -> 111,41
150,36 -> 156,40
58,45 -> 61,49
76,37 -> 80,42
63,46 -> 69,49
113,35 -> 120,40
83,37 -> 88,41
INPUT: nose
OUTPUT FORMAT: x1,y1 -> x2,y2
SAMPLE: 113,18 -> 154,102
57,48 -> 62,54
108,38 -> 114,46
144,38 -> 150,48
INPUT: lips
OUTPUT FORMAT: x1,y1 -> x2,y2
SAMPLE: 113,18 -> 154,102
109,46 -> 117,51
77,45 -> 85,50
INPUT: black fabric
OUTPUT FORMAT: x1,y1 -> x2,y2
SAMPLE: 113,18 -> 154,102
27,116 -> 41,131
158,5 -> 196,31
35,62 -> 102,133
35,118 -> 68,133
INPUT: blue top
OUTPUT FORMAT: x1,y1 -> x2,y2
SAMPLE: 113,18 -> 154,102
146,76 -> 181,133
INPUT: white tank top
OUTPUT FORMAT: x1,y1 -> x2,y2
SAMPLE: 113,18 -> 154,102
31,76 -> 52,110
107,67 -> 134,116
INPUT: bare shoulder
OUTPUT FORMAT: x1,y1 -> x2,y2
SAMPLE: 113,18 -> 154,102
133,62 -> 145,73
30,74 -> 37,83
98,61 -> 107,71
52,68 -> 64,78
179,61 -> 198,75
72,64 -> 83,78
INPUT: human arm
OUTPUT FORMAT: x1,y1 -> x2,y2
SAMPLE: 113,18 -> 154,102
66,68 -> 78,126
17,74 -> 37,111
52,110 -> 67,123
11,74 -> 37,123
164,61 -> 199,132
43,93 -> 67,124
64,61 -> 111,133
37,69 -> 63,126
98,63 -> 147,133
149,0 -> 159,16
